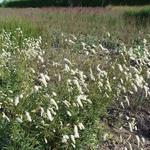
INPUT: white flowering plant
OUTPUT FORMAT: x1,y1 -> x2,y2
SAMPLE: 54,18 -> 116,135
0,29 -> 149,149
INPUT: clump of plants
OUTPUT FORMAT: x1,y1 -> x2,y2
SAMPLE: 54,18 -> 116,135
0,29 -> 149,149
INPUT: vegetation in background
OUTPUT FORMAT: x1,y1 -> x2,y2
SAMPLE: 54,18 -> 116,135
123,7 -> 150,25
0,7 -> 149,44
1,0 -> 150,7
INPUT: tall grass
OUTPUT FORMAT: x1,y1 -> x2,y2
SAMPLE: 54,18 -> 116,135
0,7 -> 149,44
123,7 -> 150,25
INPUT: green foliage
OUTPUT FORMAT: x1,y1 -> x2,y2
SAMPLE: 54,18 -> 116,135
109,0 -> 150,5
3,0 -> 150,7
123,7 -> 150,25
0,19 -> 41,37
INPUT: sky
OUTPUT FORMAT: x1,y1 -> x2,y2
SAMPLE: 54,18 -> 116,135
0,0 -> 4,3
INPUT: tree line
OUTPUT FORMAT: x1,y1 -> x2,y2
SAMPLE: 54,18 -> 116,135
2,0 -> 150,7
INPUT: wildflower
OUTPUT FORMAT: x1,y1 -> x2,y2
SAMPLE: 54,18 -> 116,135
103,133 -> 108,141
127,142 -> 133,150
2,112 -> 10,122
40,107 -> 44,116
60,121 -> 63,127
71,144 -> 76,148
134,125 -> 137,131
64,58 -> 72,66
131,83 -> 138,92
44,74 -> 50,81
74,125 -> 79,138
52,61 -> 60,67
73,79 -> 83,94
106,79 -> 112,92
143,85 -> 149,98
78,71 -> 85,83
125,115 -> 130,120
98,81 -> 103,87
85,51 -> 89,55
58,73 -> 61,82
97,65 -> 107,77
118,64 -> 123,72
38,55 -> 44,63
76,96 -> 83,108
143,38 -> 147,44
16,117 -> 23,123
99,44 -> 109,53
71,34 -> 77,40
47,109 -> 54,121
141,137 -> 145,144
20,94 -> 23,99
70,135 -> 76,144
90,68 -> 95,81
71,69 -> 76,75
96,64 -> 101,72
120,78 -> 124,84
120,102 -> 125,109
81,42 -> 86,49
50,98 -> 58,110
64,64 -> 70,72
78,123 -> 85,130
8,90 -> 13,94
44,137 -> 48,143
130,66 -> 140,74
135,135 -> 140,148
63,100 -> 71,108
122,86 -> 127,93
34,85 -> 41,92
134,74 -> 144,87
49,108 -> 56,115
52,92 -> 57,97
107,32 -> 111,37
90,48 -> 96,54
67,111 -> 72,117
124,147 -> 128,150
147,70 -> 150,79
25,111 -> 32,122
62,135 -> 69,143
39,73 -> 49,87
120,135 -> 123,143
125,96 -> 130,106
68,39 -> 75,45
14,96 -> 19,106
128,122 -> 133,132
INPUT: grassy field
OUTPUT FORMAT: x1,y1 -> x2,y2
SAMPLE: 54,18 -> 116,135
0,6 -> 150,149
0,7 -> 149,40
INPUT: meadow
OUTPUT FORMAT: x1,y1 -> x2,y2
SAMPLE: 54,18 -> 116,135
0,6 -> 150,149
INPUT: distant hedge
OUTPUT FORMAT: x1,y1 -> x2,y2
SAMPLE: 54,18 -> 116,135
4,0 -> 107,7
3,0 -> 150,7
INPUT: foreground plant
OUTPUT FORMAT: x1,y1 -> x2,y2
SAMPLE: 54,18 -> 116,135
0,29 -> 149,149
